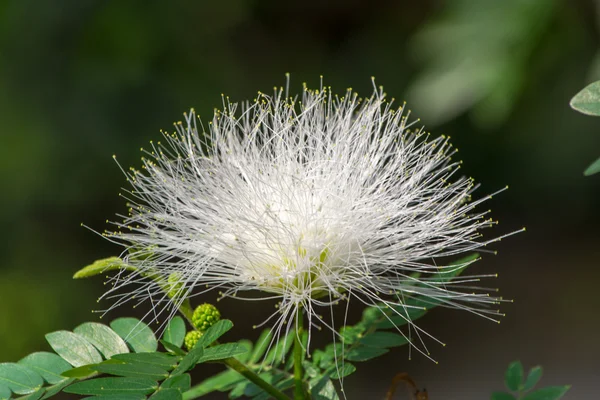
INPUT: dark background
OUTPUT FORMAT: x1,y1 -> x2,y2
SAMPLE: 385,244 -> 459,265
1,0 -> 599,399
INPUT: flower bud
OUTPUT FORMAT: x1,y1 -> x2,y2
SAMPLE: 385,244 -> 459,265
192,303 -> 221,331
184,330 -> 203,351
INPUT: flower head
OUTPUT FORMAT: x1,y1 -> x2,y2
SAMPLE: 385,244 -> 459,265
101,78 -> 520,357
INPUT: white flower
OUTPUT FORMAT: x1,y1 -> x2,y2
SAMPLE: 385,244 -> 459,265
101,78 -> 521,357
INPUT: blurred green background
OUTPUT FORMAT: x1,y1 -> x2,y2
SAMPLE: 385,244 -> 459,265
1,0 -> 599,398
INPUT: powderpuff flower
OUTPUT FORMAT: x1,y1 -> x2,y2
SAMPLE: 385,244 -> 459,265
100,78 -> 520,357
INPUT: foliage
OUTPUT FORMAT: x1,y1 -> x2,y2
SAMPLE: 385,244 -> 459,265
0,316 -> 244,400
0,254 -> 486,400
570,81 -> 600,175
408,0 -> 557,128
491,361 -> 570,400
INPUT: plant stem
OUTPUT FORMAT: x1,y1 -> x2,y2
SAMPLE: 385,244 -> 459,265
175,301 -> 290,400
177,298 -> 195,325
293,309 -> 305,400
182,357 -> 291,400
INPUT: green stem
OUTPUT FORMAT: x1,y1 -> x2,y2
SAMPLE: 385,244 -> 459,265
182,357 -> 291,400
177,298 -> 195,325
293,309 -> 305,400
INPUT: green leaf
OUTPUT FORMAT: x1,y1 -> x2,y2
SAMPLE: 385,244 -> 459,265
375,304 -> 428,329
302,361 -> 319,379
64,377 -> 157,396
243,373 -> 276,397
570,81 -> 600,116
162,317 -> 185,348
161,374 -> 191,392
309,375 -> 339,400
184,371 -> 243,396
522,366 -> 543,392
228,381 -> 249,399
274,377 -> 295,391
18,352 -> 71,384
73,257 -> 134,279
110,353 -> 179,370
584,156 -> 600,176
521,386 -> 570,400
160,341 -> 186,356
339,325 -> 365,345
197,343 -> 248,363
361,306 -> 382,325
15,388 -> 44,400
171,348 -> 204,376
0,364 -> 44,395
358,332 -> 409,348
39,378 -> 75,399
0,385 -> 10,400
233,340 -> 252,363
505,361 -> 524,391
60,365 -> 99,379
92,363 -> 169,380
249,330 -> 273,363
491,392 -> 517,400
110,318 -> 158,353
149,388 -> 182,400
74,323 -> 130,359
317,344 -> 343,369
344,346 -> 388,362
195,320 -> 233,348
264,331 -> 294,366
329,362 -> 356,379
45,331 -> 103,367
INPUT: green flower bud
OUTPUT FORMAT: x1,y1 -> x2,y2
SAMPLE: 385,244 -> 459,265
184,330 -> 203,351
192,303 -> 221,331
166,272 -> 184,299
